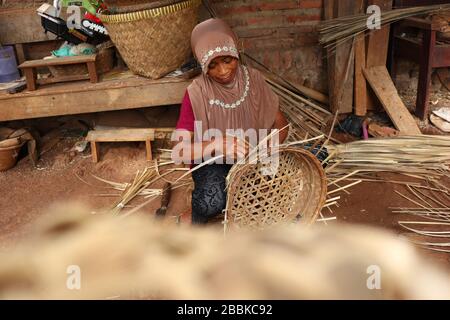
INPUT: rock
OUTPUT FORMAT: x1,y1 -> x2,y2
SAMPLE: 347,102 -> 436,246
430,114 -> 450,133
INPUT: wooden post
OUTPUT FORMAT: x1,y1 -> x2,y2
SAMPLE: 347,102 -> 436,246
354,34 -> 367,116
145,140 -> 153,161
87,61 -> 99,83
366,0 -> 393,110
324,0 -> 336,113
415,29 -> 436,120
326,0 -> 364,114
23,68 -> 37,91
91,141 -> 99,163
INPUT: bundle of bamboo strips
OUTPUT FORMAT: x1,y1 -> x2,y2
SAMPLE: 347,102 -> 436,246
391,181 -> 450,253
325,135 -> 450,180
90,161 -> 191,215
262,74 -> 338,145
319,4 -> 450,51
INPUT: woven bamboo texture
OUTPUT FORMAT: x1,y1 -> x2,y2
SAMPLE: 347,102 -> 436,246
225,147 -> 327,230
99,0 -> 201,79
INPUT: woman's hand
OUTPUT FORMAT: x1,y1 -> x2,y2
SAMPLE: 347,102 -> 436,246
222,136 -> 249,161
272,111 -> 290,144
171,131 -> 250,163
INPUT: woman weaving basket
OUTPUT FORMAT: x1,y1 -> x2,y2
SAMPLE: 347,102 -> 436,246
173,18 -> 289,224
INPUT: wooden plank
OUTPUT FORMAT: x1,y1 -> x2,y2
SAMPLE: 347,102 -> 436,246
363,66 -> 421,135
366,0 -> 393,110
354,33 -> 367,116
415,30 -> 436,120
91,141 -> 99,163
0,74 -> 187,98
20,40 -> 65,61
145,140 -> 153,161
18,55 -> 97,69
366,0 -> 393,67
402,17 -> 439,31
38,74 -> 90,85
23,68 -> 37,91
326,0 -> 364,114
323,0 -> 335,20
87,61 -> 99,83
332,0 -> 355,114
86,129 -> 155,142
324,0 -> 337,113
0,78 -> 190,121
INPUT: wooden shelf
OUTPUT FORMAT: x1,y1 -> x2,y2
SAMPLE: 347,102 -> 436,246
0,74 -> 191,122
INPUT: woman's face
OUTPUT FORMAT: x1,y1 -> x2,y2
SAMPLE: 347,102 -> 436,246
207,56 -> 238,85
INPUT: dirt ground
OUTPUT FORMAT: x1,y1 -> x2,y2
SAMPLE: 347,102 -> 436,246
0,99 -> 450,278
0,107 -> 449,275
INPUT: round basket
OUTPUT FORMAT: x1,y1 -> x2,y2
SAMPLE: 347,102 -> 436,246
99,0 -> 201,79
224,147 -> 327,230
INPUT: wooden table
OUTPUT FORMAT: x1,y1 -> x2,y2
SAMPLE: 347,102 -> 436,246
18,55 -> 99,91
0,74 -> 190,122
390,18 -> 450,120
86,128 -> 156,162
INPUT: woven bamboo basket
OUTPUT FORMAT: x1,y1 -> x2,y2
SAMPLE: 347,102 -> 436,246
224,147 -> 327,231
99,0 -> 201,79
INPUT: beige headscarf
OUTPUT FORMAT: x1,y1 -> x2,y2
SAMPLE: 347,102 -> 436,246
188,18 -> 279,140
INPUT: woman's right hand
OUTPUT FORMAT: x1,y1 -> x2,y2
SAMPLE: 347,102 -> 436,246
221,136 -> 249,161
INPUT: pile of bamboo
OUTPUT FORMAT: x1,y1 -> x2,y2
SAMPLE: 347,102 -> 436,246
319,4 -> 450,51
325,135 -> 450,181
266,77 -> 333,143
394,183 -> 450,253
89,160 -> 191,216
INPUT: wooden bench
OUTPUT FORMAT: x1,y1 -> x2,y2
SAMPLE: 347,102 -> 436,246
18,54 -> 98,91
86,128 -> 155,163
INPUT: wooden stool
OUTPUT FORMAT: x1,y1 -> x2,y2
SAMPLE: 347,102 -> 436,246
86,128 -> 155,163
18,54 -> 98,91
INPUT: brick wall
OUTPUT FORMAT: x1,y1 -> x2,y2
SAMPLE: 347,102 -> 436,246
0,1 -> 48,9
0,0 -> 162,44
0,0 -> 154,9
209,0 -> 327,93
2,0 -> 328,92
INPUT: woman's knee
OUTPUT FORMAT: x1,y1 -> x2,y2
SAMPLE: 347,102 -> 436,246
191,164 -> 231,223
192,187 -> 227,219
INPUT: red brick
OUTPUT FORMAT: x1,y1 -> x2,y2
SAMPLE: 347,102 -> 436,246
285,14 -> 322,24
258,1 -> 300,11
299,0 -> 323,9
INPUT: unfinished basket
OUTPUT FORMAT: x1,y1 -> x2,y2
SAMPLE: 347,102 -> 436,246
99,0 -> 201,79
225,147 -> 327,230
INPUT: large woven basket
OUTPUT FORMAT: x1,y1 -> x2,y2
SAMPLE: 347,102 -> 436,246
224,147 -> 327,231
99,0 -> 201,79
